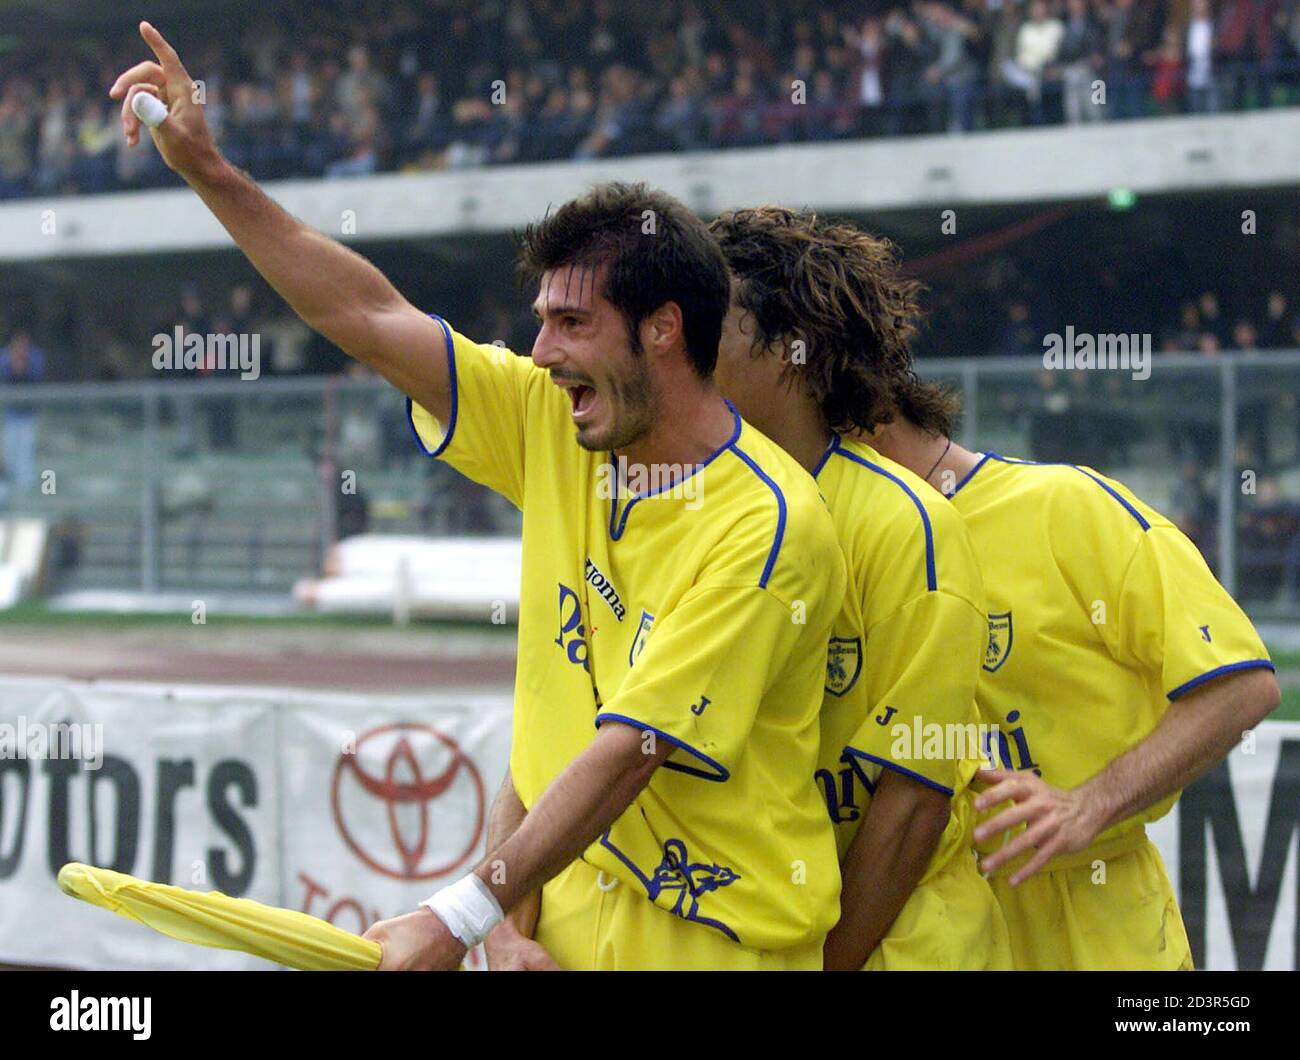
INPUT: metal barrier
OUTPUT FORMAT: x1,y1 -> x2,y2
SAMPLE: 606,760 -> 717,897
0,351 -> 1296,613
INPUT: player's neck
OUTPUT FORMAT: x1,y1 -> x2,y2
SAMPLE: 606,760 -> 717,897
751,398 -> 835,475
616,389 -> 737,472
868,420 -> 981,497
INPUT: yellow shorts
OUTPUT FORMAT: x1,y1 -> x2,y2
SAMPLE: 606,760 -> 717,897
990,834 -> 1193,970
534,858 -> 823,970
864,848 -> 1013,970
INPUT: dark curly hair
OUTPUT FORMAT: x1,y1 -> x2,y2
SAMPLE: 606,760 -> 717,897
708,206 -> 959,437
517,182 -> 730,379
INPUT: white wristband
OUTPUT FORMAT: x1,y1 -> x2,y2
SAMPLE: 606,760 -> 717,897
421,873 -> 503,949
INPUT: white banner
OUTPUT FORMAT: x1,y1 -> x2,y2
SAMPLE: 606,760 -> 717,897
0,675 -> 1296,970
0,677 -> 511,970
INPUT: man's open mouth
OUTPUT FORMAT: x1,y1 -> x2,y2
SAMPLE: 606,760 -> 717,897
568,384 -> 597,418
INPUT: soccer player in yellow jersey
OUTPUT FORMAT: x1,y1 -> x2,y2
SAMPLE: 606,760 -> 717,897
708,208 -> 1011,970
785,213 -> 1283,970
111,25 -> 849,971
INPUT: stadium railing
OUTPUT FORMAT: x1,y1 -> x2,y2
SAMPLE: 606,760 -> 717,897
0,352 -> 1296,616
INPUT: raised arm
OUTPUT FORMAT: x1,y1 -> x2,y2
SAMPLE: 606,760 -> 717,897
109,21 -> 450,420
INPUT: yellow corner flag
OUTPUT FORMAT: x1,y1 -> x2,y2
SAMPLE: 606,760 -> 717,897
58,862 -> 382,971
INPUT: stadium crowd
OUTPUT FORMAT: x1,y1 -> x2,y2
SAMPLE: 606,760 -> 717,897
2,0 -> 1300,198
4,230 -> 1300,385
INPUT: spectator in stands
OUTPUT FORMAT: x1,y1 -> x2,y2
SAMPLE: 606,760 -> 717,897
1166,299 -> 1204,351
1002,0 -> 1066,124
1198,289 -> 1231,345
1260,290 -> 1292,347
1186,0 -> 1221,113
996,297 -> 1040,356
882,10 -> 936,135
5,0 -> 1300,198
0,81 -> 33,199
169,285 -> 208,455
284,51 -> 319,129
1145,24 -> 1187,115
202,313 -> 239,450
979,0 -> 1024,127
918,1 -> 981,133
337,45 -> 390,118
804,68 -> 856,141
325,106 -> 381,177
710,68 -> 769,148
678,1 -> 716,68
1169,457 -> 1213,545
1102,0 -> 1156,118
73,100 -> 116,193
404,72 -> 446,161
1232,318 -> 1260,351
34,79 -> 74,195
656,73 -> 708,151
0,330 -> 46,493
1216,0 -> 1281,108
846,16 -> 888,135
1058,0 -> 1105,123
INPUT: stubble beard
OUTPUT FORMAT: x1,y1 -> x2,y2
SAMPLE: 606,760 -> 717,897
575,357 -> 660,453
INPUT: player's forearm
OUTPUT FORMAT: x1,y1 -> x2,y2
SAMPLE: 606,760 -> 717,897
111,23 -> 448,417
823,772 -> 949,971
483,767 -> 539,937
1077,667 -> 1280,836
473,722 -> 668,914
184,156 -> 402,360
180,154 -> 449,418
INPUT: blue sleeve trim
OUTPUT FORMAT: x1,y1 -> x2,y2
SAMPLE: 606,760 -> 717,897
725,442 -> 787,590
1167,659 -> 1276,700
594,712 -> 731,782
834,449 -> 938,592
842,746 -> 955,798
985,453 -> 1152,531
405,314 -> 458,459
1071,466 -> 1151,531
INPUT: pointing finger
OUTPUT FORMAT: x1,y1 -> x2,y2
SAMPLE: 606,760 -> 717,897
139,21 -> 192,97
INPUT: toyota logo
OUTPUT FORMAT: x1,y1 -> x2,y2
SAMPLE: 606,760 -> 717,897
331,722 -> 486,881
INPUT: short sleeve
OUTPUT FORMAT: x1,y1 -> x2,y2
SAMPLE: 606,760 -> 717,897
844,590 -> 986,796
595,585 -> 806,782
407,318 -> 550,508
1105,526 -> 1273,700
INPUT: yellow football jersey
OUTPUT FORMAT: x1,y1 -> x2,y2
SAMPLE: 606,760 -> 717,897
408,319 -> 847,951
813,436 -> 988,878
950,453 -> 1274,863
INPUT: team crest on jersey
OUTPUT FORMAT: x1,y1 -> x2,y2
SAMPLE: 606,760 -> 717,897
629,610 -> 655,666
825,636 -> 863,696
984,611 -> 1013,672
598,832 -> 740,941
